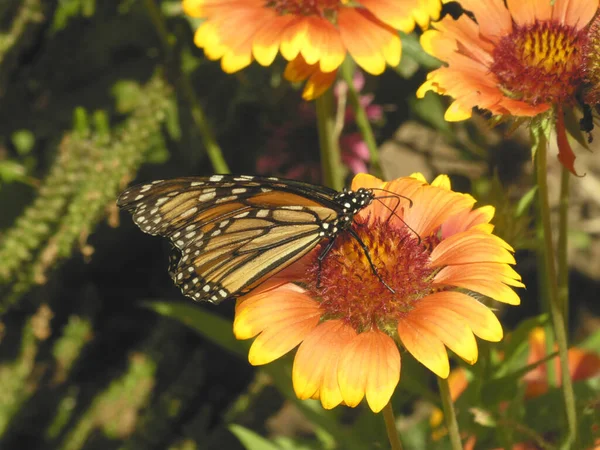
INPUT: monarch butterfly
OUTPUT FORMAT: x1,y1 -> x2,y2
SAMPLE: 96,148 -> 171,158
117,175 -> 402,304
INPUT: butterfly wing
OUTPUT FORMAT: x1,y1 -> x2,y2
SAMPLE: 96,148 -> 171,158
117,175 -> 341,303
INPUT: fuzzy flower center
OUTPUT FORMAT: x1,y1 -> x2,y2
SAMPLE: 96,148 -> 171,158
490,21 -> 588,105
304,217 -> 437,334
265,0 -> 341,17
584,14 -> 600,106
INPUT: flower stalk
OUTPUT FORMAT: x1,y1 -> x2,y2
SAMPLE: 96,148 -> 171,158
315,88 -> 344,190
143,0 -> 230,174
340,59 -> 382,177
382,402 -> 403,450
558,165 -> 570,325
437,376 -> 463,450
532,124 -> 577,449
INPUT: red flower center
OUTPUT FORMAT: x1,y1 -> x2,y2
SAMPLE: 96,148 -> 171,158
265,0 -> 341,16
490,21 -> 588,106
303,217 -> 437,333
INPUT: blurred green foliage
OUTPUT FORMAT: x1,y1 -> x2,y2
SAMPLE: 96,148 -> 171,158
0,1 -> 597,450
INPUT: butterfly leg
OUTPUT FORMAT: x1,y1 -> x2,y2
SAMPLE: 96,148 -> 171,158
316,238 -> 337,289
347,228 -> 396,294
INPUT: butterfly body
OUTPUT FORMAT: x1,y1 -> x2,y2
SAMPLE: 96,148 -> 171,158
117,175 -> 374,303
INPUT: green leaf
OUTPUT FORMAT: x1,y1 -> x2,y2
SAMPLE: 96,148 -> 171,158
229,424 -> 281,450
577,327 -> 600,352
412,92 -> 452,135
143,301 -> 246,357
399,32 -> 441,69
515,186 -> 538,218
529,113 -> 552,161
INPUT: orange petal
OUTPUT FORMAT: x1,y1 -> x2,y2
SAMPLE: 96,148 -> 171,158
284,55 -> 317,82
252,15 -> 296,66
338,8 -> 400,75
234,287 -> 320,340
556,108 -> 579,176
194,21 -> 228,60
408,302 -> 479,364
358,0 -> 441,32
430,230 -> 515,267
247,311 -> 320,365
300,17 -> 346,72
506,0 -> 552,25
433,263 -> 523,305
397,315 -> 450,378
338,330 -> 401,412
552,0 -> 599,30
404,186 -> 475,237
455,0 -> 513,43
280,18 -> 309,61
442,205 -> 495,238
418,292 -> 503,342
293,320 -> 356,409
301,69 -> 338,100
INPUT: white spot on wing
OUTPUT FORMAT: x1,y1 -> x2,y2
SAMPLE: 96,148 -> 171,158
210,175 -> 224,181
199,192 -> 216,201
180,207 -> 198,218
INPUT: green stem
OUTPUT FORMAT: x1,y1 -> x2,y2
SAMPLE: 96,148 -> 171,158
558,165 -> 570,326
437,377 -> 463,450
315,88 -> 344,190
534,135 -> 577,449
382,402 -> 403,450
143,0 -> 230,174
340,59 -> 382,177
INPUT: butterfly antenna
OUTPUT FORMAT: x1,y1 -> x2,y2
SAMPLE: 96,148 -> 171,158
347,228 -> 395,294
371,195 -> 422,245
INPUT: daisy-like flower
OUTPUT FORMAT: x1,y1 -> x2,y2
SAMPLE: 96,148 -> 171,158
417,0 -> 599,174
233,173 -> 523,412
183,0 -> 442,99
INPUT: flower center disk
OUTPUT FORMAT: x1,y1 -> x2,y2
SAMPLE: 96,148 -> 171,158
305,218 -> 436,334
265,0 -> 341,16
490,22 -> 587,105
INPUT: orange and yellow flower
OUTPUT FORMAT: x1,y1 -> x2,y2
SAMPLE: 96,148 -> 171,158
233,173 -> 523,412
183,0 -> 442,99
417,0 -> 599,174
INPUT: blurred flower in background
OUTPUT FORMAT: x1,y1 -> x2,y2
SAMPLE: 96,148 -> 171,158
431,327 -> 600,449
257,71 -> 383,182
233,173 -> 522,412
418,0 -> 599,174
183,0 -> 442,99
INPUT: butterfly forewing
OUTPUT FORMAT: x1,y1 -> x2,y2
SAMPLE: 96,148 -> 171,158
117,175 -> 373,303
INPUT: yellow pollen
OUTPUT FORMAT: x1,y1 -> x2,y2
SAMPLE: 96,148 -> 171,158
491,22 -> 587,105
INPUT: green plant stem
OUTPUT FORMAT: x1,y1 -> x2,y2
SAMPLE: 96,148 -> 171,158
558,165 -> 570,326
535,140 -> 577,449
437,377 -> 463,450
315,88 -> 344,190
340,59 -> 382,177
382,402 -> 403,450
143,0 -> 230,174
